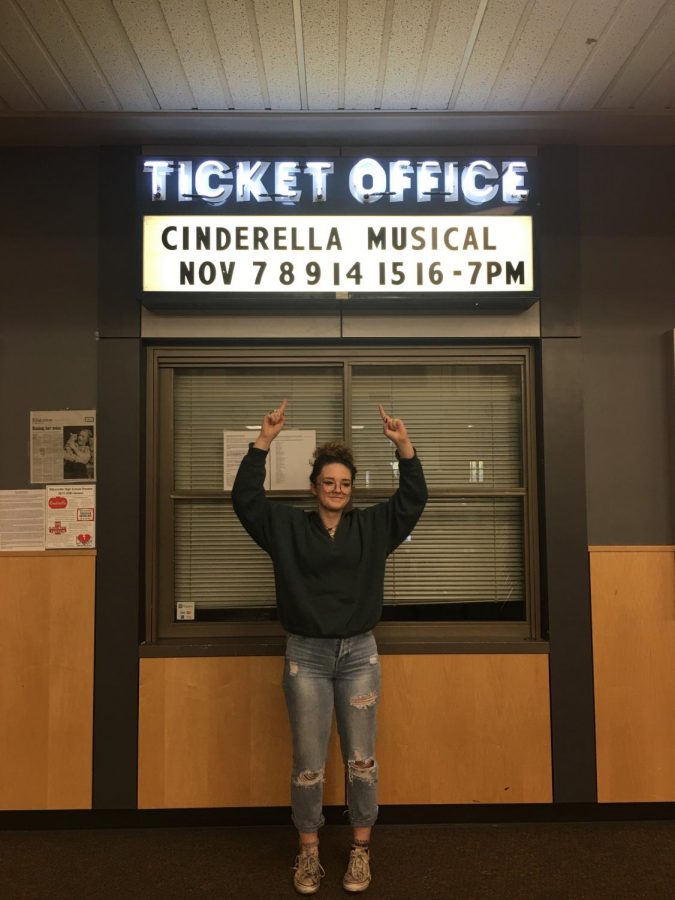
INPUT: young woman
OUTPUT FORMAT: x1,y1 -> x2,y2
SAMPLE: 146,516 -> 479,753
232,400 -> 427,894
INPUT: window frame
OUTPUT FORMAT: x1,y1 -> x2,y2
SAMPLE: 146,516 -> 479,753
144,344 -> 541,651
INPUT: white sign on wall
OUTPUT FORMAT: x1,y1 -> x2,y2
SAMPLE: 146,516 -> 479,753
45,484 -> 96,549
143,215 -> 533,295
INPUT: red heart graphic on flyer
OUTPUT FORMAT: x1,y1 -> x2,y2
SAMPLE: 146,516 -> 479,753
77,534 -> 92,545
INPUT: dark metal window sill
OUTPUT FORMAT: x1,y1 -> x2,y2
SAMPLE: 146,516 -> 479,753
139,638 -> 550,658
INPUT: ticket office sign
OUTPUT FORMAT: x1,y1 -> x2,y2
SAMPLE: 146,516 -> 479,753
138,155 -> 537,303
143,214 -> 533,295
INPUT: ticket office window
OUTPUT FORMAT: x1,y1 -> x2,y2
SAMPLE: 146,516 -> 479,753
147,347 -> 539,644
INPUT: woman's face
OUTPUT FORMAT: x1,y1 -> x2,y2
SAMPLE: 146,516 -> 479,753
77,430 -> 91,446
311,462 -> 353,514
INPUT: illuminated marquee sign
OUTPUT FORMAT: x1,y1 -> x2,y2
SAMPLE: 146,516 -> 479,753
138,156 -> 537,304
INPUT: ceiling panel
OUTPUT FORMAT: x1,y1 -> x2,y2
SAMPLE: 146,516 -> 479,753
208,0 -> 266,109
380,0 -> 433,109
0,0 -> 80,109
65,0 -> 157,110
454,0 -> 533,110
633,54 -> 675,110
301,0 -> 340,110
485,0 -> 577,111
18,0 -> 119,110
561,0 -> 667,110
0,43 -> 43,109
417,0 -> 482,110
159,0 -> 232,109
597,1 -> 675,109
345,0 -> 387,109
254,0 -> 301,110
521,0 -> 623,110
113,0 -> 195,109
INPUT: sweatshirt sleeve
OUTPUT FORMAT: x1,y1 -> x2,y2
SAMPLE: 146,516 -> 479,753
231,445 -> 274,554
383,452 -> 429,554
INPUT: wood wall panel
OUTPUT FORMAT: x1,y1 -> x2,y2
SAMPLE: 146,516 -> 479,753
591,547 -> 675,802
0,552 -> 95,810
138,657 -> 344,809
378,654 -> 552,804
139,652 -> 552,808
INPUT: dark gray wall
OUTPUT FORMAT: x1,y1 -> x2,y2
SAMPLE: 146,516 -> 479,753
580,147 -> 674,545
0,148 -> 98,488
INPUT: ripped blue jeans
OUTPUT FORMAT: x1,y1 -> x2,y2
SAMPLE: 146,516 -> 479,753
282,631 -> 381,833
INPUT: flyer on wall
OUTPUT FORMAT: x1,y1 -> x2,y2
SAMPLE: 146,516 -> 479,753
0,490 -> 46,551
45,485 -> 96,549
30,410 -> 96,484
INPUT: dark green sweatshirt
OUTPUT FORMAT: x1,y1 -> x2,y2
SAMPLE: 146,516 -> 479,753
232,446 -> 428,638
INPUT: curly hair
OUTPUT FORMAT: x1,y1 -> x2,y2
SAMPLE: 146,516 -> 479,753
309,441 -> 357,485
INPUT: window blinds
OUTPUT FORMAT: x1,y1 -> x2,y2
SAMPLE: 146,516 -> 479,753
174,366 -> 343,491
351,365 -> 522,490
175,497 -> 524,608
171,360 -> 526,611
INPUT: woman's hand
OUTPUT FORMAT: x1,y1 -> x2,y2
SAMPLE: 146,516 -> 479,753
378,405 -> 414,459
254,399 -> 288,451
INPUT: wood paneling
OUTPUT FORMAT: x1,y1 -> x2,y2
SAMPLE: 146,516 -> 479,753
377,654 -> 552,804
591,547 -> 675,802
0,552 -> 95,810
139,652 -> 552,808
138,657 -> 344,809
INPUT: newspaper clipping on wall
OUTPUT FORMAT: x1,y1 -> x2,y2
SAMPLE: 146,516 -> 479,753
30,410 -> 96,484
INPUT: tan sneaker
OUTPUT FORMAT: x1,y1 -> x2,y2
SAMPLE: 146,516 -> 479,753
342,846 -> 371,893
293,845 -> 325,895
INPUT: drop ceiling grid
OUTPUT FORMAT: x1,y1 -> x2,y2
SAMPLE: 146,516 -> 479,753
454,0 -> 532,110
0,0 -> 80,109
380,0 -> 433,109
65,0 -> 158,110
0,42 -> 43,109
599,3 -> 675,109
159,0 -> 233,109
113,0 -> 195,109
520,0 -> 623,110
254,0 -> 300,110
416,0 -> 481,110
208,0 -> 266,109
485,0 -> 577,111
300,0 -> 339,110
561,0 -> 669,110
344,0 -> 387,109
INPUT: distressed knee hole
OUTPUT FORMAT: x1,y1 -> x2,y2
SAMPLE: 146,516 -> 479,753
294,768 -> 325,788
349,691 -> 378,709
348,758 -> 377,783
369,654 -> 378,665
289,660 -> 299,676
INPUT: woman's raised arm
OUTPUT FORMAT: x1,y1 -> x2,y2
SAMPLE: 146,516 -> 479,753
254,399 -> 288,451
378,404 -> 414,459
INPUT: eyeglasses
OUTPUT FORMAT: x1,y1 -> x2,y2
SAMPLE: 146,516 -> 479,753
318,478 -> 353,492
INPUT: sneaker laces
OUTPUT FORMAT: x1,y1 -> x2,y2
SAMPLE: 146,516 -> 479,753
346,847 -> 370,881
294,850 -> 325,880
